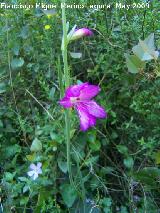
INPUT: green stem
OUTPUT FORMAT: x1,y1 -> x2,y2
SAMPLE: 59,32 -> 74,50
57,56 -> 64,98
61,1 -> 85,197
61,0 -> 72,184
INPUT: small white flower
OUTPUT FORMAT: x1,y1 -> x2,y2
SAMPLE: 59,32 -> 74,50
27,162 -> 42,180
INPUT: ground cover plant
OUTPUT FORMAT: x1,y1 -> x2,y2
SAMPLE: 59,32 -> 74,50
0,0 -> 160,212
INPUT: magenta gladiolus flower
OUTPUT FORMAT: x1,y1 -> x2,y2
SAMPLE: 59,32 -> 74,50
70,28 -> 93,41
59,82 -> 107,131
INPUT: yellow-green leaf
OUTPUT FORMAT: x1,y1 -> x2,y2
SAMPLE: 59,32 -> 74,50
125,53 -> 145,73
132,33 -> 159,61
30,138 -> 42,152
155,151 -> 160,164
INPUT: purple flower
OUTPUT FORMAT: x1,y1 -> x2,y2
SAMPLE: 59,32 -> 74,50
70,28 -> 93,41
27,162 -> 42,180
59,82 -> 107,131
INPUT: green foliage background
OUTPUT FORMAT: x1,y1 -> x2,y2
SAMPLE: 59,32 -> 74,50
0,0 -> 160,212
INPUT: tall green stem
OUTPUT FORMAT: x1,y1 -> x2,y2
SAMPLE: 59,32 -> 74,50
61,0 -> 72,183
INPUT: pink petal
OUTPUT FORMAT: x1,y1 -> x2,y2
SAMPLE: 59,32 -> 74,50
88,115 -> 96,127
79,85 -> 101,100
59,97 -> 73,108
81,28 -> 93,36
65,82 -> 88,97
70,28 -> 93,41
83,101 -> 107,118
76,104 -> 96,131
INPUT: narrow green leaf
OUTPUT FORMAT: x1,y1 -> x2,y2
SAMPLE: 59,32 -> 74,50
67,24 -> 77,41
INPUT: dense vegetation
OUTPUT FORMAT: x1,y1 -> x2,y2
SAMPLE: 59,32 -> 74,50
0,0 -> 160,212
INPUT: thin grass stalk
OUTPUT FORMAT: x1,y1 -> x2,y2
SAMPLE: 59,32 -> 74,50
61,0 -> 73,185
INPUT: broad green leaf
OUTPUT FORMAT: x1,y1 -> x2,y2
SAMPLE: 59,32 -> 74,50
19,26 -> 29,39
104,207 -> 111,213
133,167 -> 160,187
70,52 -> 82,59
30,138 -> 42,152
26,153 -> 36,161
87,131 -> 101,152
20,197 -> 29,206
60,184 -> 77,208
4,172 -> 16,182
124,157 -> 134,169
35,8 -> 44,17
71,200 -> 100,213
57,158 -> 67,173
2,144 -> 21,159
49,87 -> 56,100
12,44 -> 20,56
11,58 -> 24,69
154,151 -> 160,164
18,177 -> 28,182
89,140 -> 101,151
0,120 -> 3,128
120,206 -> 128,213
50,132 -> 58,140
88,134 -> 96,143
125,54 -> 145,73
132,33 -> 159,61
23,185 -> 29,193
102,198 -> 112,207
0,82 -> 6,94
117,145 -> 128,155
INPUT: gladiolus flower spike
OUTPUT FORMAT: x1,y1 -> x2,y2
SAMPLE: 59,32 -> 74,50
59,82 -> 107,131
69,28 -> 93,41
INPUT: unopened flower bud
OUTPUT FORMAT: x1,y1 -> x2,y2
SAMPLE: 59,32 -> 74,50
69,28 -> 93,41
